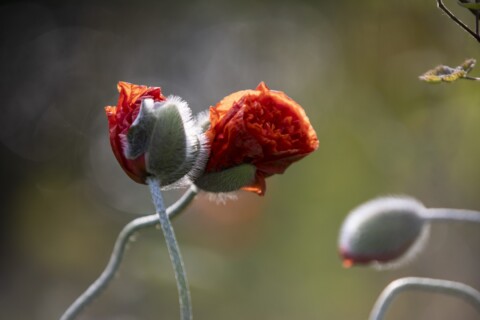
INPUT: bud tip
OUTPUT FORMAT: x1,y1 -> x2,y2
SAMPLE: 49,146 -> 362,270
342,259 -> 354,268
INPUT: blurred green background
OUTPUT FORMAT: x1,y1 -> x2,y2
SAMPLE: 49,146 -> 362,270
1,0 -> 480,319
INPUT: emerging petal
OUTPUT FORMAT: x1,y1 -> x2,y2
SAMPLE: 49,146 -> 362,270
104,82 -> 166,183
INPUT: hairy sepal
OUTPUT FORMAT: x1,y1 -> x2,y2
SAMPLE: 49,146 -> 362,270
195,164 -> 256,193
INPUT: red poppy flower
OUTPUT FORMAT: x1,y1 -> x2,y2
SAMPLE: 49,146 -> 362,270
204,82 -> 319,195
105,81 -> 166,183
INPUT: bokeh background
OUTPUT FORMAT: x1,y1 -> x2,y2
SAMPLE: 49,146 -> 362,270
1,0 -> 480,319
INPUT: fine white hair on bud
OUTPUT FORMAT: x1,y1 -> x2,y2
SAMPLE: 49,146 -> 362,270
338,196 -> 429,269
182,106 -> 210,187
195,110 -> 210,133
206,191 -> 239,205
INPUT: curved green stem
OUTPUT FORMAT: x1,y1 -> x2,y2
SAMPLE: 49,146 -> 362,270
370,277 -> 480,320
147,177 -> 193,320
59,185 -> 198,320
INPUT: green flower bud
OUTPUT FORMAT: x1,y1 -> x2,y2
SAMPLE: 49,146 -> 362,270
146,96 -> 208,187
338,196 -> 429,269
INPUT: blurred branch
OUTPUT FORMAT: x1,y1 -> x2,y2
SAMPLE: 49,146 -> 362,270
419,58 -> 477,83
370,277 -> 480,320
436,0 -> 480,42
59,185 -> 198,320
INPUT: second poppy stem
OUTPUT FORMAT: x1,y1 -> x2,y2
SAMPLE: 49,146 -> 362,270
147,177 -> 193,320
370,277 -> 480,320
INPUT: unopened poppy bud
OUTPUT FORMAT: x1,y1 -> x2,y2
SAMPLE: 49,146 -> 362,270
338,196 -> 429,269
194,164 -> 257,193
146,96 -> 208,187
105,82 -> 208,188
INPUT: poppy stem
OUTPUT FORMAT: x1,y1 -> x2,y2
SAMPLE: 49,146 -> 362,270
370,277 -> 480,320
59,185 -> 198,320
147,177 -> 193,320
422,208 -> 480,224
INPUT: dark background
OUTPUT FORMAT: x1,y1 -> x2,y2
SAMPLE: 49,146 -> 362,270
1,0 -> 480,319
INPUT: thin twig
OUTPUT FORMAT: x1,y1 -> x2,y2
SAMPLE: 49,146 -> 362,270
436,0 -> 480,42
147,177 -> 193,320
463,75 -> 480,80
370,277 -> 480,320
59,185 -> 198,320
